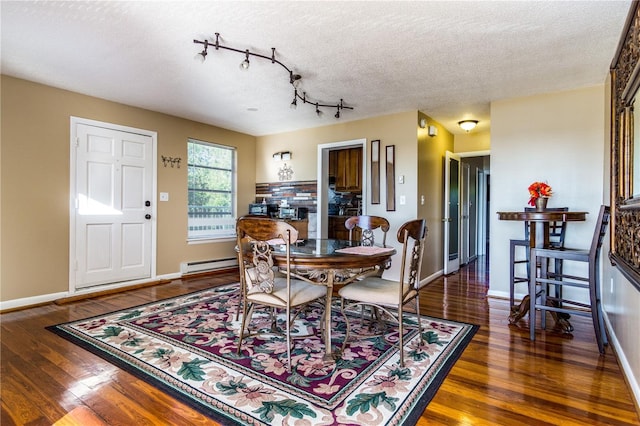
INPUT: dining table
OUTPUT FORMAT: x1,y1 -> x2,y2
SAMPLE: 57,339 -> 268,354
268,238 -> 396,362
497,210 -> 588,330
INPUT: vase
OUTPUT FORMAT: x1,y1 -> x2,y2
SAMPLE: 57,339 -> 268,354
535,197 -> 548,211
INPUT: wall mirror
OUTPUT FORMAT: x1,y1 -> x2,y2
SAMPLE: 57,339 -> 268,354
610,0 -> 640,291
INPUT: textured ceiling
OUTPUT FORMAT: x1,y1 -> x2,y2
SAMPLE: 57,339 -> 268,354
0,1 -> 632,136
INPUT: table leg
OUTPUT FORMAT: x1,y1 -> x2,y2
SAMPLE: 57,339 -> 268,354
509,295 -> 530,323
509,225 -> 539,323
509,222 -> 573,332
323,270 -> 335,362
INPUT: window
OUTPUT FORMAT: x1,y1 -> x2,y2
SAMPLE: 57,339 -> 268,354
187,139 -> 236,240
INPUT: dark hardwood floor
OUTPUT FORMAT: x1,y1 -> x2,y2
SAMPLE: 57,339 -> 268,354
1,258 -> 638,425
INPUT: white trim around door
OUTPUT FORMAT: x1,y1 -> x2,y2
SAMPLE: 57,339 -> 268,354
69,117 -> 158,294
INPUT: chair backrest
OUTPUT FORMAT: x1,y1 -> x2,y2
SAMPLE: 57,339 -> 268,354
396,219 -> 428,291
524,207 -> 569,247
344,215 -> 390,246
589,205 -> 611,263
236,217 -> 298,293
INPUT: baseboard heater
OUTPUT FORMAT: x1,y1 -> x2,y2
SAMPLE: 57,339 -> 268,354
180,257 -> 238,274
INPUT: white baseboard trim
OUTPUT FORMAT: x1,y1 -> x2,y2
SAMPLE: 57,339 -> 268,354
602,311 -> 640,410
1,273 -> 182,311
420,269 -> 444,288
0,291 -> 69,311
487,289 -> 509,299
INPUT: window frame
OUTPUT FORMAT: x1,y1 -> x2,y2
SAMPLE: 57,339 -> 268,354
186,138 -> 237,241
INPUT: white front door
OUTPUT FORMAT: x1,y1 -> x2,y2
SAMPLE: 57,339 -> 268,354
444,151 -> 461,274
72,120 -> 155,289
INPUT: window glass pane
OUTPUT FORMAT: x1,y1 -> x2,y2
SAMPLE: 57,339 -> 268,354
188,167 -> 233,191
187,139 -> 236,239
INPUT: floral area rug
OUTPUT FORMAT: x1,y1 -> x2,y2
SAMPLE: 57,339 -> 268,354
48,284 -> 478,425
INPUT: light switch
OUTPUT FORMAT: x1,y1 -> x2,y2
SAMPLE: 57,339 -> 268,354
160,192 -> 169,201
399,195 -> 406,205
398,175 -> 405,184
421,195 -> 425,205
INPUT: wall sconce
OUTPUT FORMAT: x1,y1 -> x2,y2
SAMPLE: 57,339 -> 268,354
161,155 -> 181,168
458,120 -> 479,132
420,118 -> 438,136
272,151 -> 292,161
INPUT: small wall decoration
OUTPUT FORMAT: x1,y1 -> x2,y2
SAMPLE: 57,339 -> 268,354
278,163 -> 294,181
371,140 -> 380,204
161,155 -> 181,168
386,145 -> 395,211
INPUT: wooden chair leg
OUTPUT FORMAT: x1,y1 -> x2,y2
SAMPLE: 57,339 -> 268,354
509,241 -> 516,308
529,255 -> 537,342
589,266 -> 606,354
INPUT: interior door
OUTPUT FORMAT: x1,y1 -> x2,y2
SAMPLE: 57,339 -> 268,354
73,122 -> 154,289
461,162 -> 471,264
444,151 -> 461,274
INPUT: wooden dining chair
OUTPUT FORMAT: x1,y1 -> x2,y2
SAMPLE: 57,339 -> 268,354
528,205 -> 610,354
344,215 -> 390,246
509,207 -> 568,310
235,217 -> 326,371
339,218 -> 427,367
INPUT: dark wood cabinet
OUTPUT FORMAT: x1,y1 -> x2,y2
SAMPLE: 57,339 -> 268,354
328,216 -> 360,241
329,148 -> 362,192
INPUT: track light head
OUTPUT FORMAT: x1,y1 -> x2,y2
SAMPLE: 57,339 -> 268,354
290,72 -> 302,88
316,103 -> 323,117
290,90 -> 298,109
239,49 -> 250,70
194,40 -> 208,62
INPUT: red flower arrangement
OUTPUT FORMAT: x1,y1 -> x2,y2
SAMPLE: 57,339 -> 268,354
528,181 -> 552,206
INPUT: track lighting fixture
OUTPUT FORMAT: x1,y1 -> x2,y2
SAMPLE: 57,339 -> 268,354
193,33 -> 353,119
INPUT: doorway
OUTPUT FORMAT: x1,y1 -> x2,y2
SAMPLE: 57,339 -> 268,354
444,150 -> 490,273
70,117 -> 157,291
316,138 -> 367,238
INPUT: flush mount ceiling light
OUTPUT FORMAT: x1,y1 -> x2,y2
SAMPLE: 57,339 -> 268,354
458,120 -> 479,132
194,33 -> 353,119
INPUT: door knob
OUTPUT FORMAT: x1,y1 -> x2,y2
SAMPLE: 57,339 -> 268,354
145,214 -> 151,220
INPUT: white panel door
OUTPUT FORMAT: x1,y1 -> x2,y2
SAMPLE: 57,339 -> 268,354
74,123 -> 153,288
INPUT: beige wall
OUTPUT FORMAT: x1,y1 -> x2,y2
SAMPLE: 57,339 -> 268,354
490,85 -> 607,300
418,112 -> 454,277
0,76 -> 453,302
1,75 -> 256,303
455,129 -> 491,152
